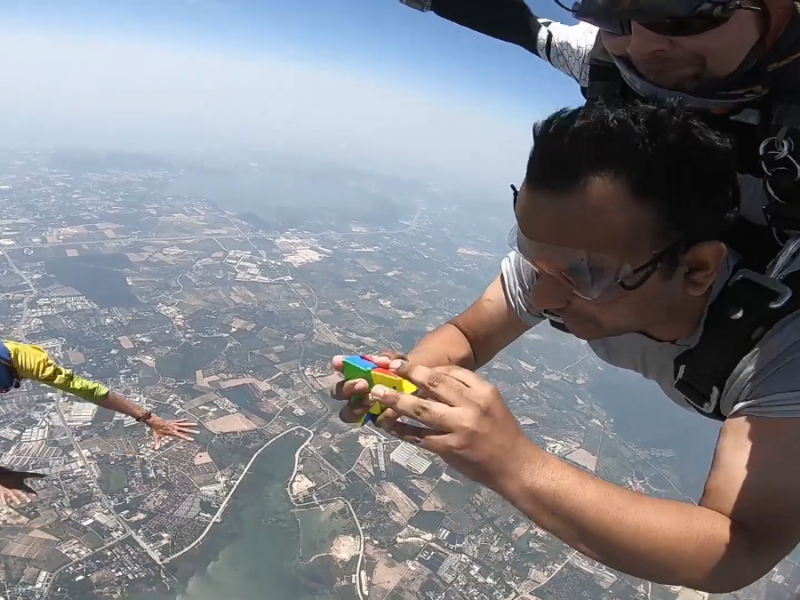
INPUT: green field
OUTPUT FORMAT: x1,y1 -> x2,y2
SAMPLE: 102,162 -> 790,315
156,337 -> 229,381
100,463 -> 128,494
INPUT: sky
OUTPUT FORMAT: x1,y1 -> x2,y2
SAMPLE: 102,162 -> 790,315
0,0 -> 585,193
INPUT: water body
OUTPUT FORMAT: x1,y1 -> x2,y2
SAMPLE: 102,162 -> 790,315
46,254 -> 140,308
134,431 -> 330,600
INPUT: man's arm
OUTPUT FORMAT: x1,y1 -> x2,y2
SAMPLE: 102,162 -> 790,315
13,345 -> 151,418
333,268 -> 536,424
407,272 -> 535,370
413,0 -> 599,85
498,414 -> 800,592
379,359 -> 800,593
501,322 -> 800,590
95,390 -> 152,420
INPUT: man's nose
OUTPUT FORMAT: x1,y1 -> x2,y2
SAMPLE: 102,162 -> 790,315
626,22 -> 672,57
530,272 -> 572,312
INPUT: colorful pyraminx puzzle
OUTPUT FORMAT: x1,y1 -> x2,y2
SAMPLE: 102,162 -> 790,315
341,355 -> 418,426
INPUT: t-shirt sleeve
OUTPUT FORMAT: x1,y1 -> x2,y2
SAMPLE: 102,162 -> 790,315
500,251 -> 545,327
722,312 -> 800,418
534,19 -> 599,86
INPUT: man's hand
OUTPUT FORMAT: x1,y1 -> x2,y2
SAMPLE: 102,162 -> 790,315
373,362 -> 800,591
330,350 -> 406,425
0,468 -> 44,505
369,359 -> 535,492
144,415 -> 200,450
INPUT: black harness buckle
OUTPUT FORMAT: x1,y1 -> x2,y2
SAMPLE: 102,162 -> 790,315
727,269 -> 793,309
674,362 -> 722,416
674,236 -> 800,420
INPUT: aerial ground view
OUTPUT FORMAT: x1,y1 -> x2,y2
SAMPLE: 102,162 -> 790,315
0,0 -> 800,598
0,149 -> 794,600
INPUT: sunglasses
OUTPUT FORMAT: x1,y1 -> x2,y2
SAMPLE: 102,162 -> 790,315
567,0 -> 756,37
620,11 -> 738,36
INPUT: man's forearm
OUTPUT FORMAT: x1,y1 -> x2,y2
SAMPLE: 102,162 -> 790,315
406,322 -> 478,370
96,391 -> 150,421
502,443 -> 765,592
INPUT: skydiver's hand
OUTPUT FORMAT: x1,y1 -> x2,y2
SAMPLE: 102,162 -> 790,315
145,415 -> 200,450
330,350 -> 407,424
0,468 -> 45,505
370,360 -> 536,493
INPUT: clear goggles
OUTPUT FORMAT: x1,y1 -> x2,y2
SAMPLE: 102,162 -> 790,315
507,224 -> 679,301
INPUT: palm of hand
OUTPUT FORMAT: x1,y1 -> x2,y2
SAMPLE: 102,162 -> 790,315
0,468 -> 44,505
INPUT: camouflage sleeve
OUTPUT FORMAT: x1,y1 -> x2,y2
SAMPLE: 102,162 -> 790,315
534,19 -> 599,86
429,0 -> 598,86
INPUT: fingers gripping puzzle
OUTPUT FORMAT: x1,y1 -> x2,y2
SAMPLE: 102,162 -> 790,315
342,355 -> 418,425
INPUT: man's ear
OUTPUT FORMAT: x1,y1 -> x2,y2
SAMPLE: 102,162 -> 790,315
680,241 -> 728,297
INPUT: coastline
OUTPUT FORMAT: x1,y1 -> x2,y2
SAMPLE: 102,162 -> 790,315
149,428 -> 312,598
163,425 -> 313,565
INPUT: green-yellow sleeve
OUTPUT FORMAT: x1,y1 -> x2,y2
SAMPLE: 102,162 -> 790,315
47,372 -> 109,404
5,341 -> 109,404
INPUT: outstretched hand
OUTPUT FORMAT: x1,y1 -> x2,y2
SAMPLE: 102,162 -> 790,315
145,416 -> 200,450
0,468 -> 45,505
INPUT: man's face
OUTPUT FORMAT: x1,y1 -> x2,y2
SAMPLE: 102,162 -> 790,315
600,7 -> 763,91
513,178 -> 701,341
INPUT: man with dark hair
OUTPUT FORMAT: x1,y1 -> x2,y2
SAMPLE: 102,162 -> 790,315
331,101 -> 800,592
397,0 -> 800,375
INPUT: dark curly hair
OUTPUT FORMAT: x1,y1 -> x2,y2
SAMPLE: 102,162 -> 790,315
524,100 -> 739,245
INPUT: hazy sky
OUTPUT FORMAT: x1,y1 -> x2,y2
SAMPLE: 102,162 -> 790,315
0,0 -> 583,192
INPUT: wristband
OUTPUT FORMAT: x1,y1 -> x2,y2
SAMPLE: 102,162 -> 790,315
135,410 -> 153,423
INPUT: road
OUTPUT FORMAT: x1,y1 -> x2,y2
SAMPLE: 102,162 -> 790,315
289,493 -> 366,600
287,432 -> 375,600
3,249 -> 36,342
54,391 -> 163,565
518,550 -> 579,597
43,533 -> 131,597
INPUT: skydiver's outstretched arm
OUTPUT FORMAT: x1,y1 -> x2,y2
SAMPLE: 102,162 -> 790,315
409,0 -> 600,87
2,340 -> 199,449
425,0 -> 544,55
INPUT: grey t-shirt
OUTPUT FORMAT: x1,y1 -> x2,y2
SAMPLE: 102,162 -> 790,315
500,251 -> 800,418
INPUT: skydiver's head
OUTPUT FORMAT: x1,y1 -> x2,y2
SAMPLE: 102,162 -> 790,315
600,8 -> 762,91
596,0 -> 787,93
510,101 -> 738,342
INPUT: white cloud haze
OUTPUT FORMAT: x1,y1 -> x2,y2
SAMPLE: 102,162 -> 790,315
0,31 -> 539,191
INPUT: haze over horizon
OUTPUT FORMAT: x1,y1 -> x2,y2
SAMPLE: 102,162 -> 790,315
0,0 -> 583,195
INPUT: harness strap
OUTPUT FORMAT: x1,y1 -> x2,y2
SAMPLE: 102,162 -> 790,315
584,58 -> 627,102
674,244 -> 800,420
